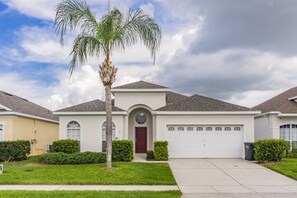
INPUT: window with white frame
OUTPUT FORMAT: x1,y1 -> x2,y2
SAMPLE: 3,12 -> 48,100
196,126 -> 203,131
187,126 -> 194,131
0,124 -> 3,141
225,127 -> 231,131
67,121 -> 80,141
215,127 -> 222,131
206,127 -> 212,131
280,124 -> 290,142
234,127 -> 241,131
177,127 -> 184,131
102,121 -> 116,152
168,126 -> 175,131
292,125 -> 297,149
102,121 -> 116,141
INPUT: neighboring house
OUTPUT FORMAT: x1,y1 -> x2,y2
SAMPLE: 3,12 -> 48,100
253,87 -> 297,149
0,91 -> 59,154
54,81 -> 259,158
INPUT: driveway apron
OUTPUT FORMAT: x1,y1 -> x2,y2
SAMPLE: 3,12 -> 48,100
169,159 -> 297,198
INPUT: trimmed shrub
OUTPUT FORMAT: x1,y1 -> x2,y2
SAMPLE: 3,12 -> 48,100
112,140 -> 133,162
39,152 -> 106,165
255,139 -> 289,162
147,150 -> 154,160
154,141 -> 168,161
0,140 -> 30,162
52,139 -> 79,154
286,149 -> 297,158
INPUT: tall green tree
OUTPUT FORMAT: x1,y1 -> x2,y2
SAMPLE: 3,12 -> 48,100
54,0 -> 161,169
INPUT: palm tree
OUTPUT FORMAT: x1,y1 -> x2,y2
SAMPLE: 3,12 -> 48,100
54,0 -> 161,169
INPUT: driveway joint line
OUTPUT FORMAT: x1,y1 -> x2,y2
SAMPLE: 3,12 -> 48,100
205,159 -> 244,186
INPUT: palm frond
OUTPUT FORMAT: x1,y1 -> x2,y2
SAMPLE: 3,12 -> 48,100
54,0 -> 98,44
69,34 -> 103,75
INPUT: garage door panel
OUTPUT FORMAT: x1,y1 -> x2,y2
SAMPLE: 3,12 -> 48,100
167,125 -> 243,158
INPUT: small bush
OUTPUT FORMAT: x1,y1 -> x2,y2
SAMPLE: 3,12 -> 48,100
255,139 -> 289,162
286,149 -> 297,158
154,141 -> 168,161
112,140 -> 133,162
39,152 -> 106,165
52,139 -> 79,154
0,140 -> 30,162
147,150 -> 154,160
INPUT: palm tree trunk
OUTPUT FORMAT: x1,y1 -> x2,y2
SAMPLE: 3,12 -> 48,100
105,84 -> 112,169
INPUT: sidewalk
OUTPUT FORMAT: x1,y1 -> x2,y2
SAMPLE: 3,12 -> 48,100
0,185 -> 179,191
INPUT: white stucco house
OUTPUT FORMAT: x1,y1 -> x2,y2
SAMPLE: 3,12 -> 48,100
54,81 -> 259,158
253,87 -> 297,149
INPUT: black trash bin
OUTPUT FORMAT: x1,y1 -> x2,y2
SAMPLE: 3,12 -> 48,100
244,142 -> 255,160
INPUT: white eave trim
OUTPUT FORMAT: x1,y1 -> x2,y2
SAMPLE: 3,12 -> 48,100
152,111 -> 261,115
277,113 -> 297,117
0,112 -> 58,123
288,96 -> 297,101
254,111 -> 282,118
0,104 -> 12,111
111,88 -> 170,92
53,111 -> 128,115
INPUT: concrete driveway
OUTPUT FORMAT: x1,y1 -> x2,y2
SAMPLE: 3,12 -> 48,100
169,159 -> 297,198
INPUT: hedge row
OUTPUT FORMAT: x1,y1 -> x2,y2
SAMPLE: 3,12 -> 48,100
39,152 -> 106,165
154,141 -> 168,161
255,139 -> 289,162
0,140 -> 30,162
112,140 -> 133,162
53,139 -> 79,154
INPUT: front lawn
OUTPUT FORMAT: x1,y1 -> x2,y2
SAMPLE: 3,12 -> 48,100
0,190 -> 181,198
264,158 -> 297,180
0,156 -> 176,185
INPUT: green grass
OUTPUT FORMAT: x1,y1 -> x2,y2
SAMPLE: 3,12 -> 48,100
264,158 -> 297,180
0,156 -> 176,185
0,190 -> 181,198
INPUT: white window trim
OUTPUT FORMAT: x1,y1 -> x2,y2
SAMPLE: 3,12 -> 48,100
66,121 -> 81,142
0,122 -> 4,141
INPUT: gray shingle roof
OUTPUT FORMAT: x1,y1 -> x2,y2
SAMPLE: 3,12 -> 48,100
0,91 -> 58,121
113,80 -> 168,89
252,86 -> 297,114
157,94 -> 250,111
56,99 -> 125,112
166,91 -> 188,105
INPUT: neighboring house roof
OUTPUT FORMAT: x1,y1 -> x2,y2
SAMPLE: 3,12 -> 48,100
252,86 -> 297,114
157,94 -> 250,111
0,91 -> 58,121
166,91 -> 188,105
56,99 -> 125,112
113,80 -> 168,89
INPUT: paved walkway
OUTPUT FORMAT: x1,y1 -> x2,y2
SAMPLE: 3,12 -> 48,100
169,159 -> 297,198
0,185 -> 179,191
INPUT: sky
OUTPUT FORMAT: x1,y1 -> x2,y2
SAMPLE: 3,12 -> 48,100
1,0 -> 297,111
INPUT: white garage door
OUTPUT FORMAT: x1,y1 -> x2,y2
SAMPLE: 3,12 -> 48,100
167,125 -> 243,158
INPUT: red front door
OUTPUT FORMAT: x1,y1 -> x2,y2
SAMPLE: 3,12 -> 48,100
135,127 -> 147,153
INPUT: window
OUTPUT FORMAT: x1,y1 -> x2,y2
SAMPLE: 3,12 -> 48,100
196,126 -> 203,131
225,127 -> 231,131
168,126 -> 175,131
206,127 -> 212,131
67,121 -> 80,141
0,124 -> 3,141
102,121 -> 116,141
135,112 -> 147,124
187,127 -> 194,131
102,121 -> 116,152
177,127 -> 184,131
292,125 -> 297,149
280,124 -> 290,142
234,127 -> 241,131
215,127 -> 222,131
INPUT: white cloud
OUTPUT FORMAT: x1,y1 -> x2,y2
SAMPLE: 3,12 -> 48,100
140,3 -> 154,18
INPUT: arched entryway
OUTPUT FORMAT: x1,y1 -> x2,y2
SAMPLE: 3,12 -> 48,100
128,106 -> 153,153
